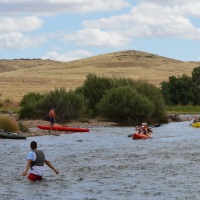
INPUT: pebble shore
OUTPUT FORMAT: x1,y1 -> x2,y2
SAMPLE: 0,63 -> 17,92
21,119 -> 118,137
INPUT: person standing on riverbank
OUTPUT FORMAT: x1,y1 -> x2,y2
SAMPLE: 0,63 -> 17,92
22,141 -> 59,181
49,108 -> 56,131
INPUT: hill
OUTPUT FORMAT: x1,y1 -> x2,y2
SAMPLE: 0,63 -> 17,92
0,50 -> 199,103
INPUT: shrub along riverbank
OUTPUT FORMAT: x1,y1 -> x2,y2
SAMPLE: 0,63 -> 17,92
18,74 -> 168,126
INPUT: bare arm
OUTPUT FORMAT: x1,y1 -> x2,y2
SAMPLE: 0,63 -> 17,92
45,160 -> 59,174
22,160 -> 32,176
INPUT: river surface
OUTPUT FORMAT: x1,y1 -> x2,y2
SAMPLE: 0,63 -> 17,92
1,121 -> 200,200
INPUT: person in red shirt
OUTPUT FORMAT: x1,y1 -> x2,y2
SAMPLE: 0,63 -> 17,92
49,108 -> 56,131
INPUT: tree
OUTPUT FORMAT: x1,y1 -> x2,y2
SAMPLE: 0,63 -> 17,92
75,73 -> 112,116
160,75 -> 193,105
135,80 -> 167,123
160,81 -> 171,105
192,66 -> 200,105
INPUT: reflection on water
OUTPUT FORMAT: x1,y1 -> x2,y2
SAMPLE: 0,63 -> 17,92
1,121 -> 200,200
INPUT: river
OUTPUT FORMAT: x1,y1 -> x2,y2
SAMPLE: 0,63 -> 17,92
1,121 -> 200,200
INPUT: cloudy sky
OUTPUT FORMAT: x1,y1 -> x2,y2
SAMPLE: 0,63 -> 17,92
1,0 -> 200,62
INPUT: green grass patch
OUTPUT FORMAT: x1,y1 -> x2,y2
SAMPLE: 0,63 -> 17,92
166,105 -> 200,114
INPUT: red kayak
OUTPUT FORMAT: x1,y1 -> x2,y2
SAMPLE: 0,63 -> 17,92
132,133 -> 149,140
37,125 -> 90,132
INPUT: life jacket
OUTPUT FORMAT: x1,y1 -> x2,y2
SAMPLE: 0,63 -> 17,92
141,126 -> 148,135
49,109 -> 55,117
31,150 -> 45,169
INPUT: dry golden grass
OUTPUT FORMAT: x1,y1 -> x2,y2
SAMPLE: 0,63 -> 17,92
0,50 -> 200,103
0,114 -> 19,132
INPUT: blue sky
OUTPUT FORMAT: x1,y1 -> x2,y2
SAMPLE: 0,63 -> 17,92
1,0 -> 200,62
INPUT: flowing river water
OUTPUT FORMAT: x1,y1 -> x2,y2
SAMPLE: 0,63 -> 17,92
1,121 -> 200,200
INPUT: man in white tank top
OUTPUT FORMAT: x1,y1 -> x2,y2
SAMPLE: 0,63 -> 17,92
22,141 -> 59,181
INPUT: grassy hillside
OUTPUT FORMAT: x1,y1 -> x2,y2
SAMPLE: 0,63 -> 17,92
0,50 -> 199,103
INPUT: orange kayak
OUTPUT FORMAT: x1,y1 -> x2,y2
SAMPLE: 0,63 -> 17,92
132,133 -> 149,140
37,125 -> 90,132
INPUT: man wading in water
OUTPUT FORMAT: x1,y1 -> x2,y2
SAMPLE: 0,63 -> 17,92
22,141 -> 59,181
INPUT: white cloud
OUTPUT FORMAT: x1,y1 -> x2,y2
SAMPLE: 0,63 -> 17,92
0,0 -> 130,15
139,1 -> 200,17
175,2 -> 200,17
0,16 -> 45,49
41,50 -> 93,61
66,0 -> 200,46
0,16 -> 43,32
47,0 -> 130,12
53,46 -> 60,51
140,0 -> 194,5
129,2 -> 200,38
0,33 -> 46,49
64,28 -> 130,47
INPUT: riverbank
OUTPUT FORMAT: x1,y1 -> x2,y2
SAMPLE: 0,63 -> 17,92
18,114 -> 195,137
20,119 -> 118,137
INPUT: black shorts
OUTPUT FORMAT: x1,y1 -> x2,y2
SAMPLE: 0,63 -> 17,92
50,117 -> 55,124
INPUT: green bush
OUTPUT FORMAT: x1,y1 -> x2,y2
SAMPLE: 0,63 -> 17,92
20,92 -> 44,107
19,103 -> 39,119
19,87 -> 89,122
76,74 -> 137,116
40,88 -> 89,122
97,86 -> 155,124
76,74 -> 167,124
18,75 -> 168,124
111,76 -> 136,88
75,74 -> 112,115
19,92 -> 44,119
135,80 -> 168,123
0,115 -> 19,132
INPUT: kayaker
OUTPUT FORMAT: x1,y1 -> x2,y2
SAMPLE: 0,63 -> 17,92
143,125 -> 153,138
22,141 -> 59,181
136,123 -> 153,137
135,125 -> 141,133
193,116 -> 200,123
135,123 -> 147,134
49,108 -> 56,131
